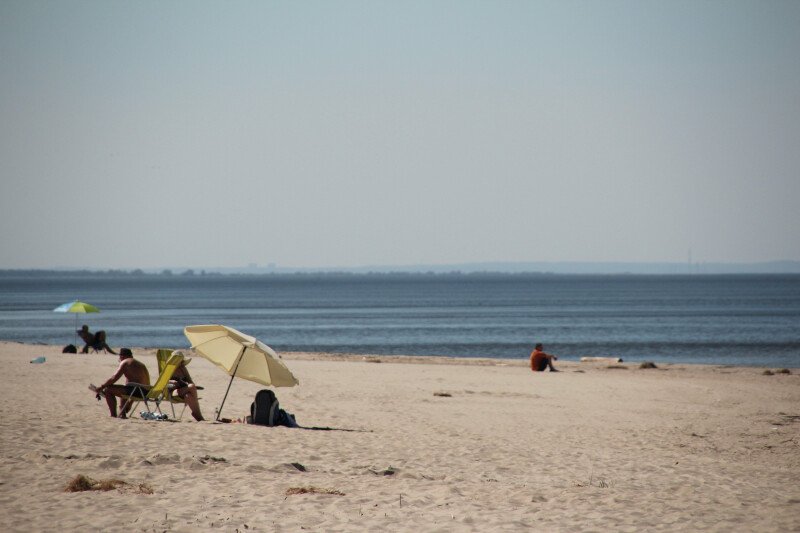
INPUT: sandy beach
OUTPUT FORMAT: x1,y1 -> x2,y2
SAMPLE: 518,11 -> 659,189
0,341 -> 798,532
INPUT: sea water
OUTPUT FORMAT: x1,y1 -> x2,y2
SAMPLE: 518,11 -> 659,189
0,272 -> 798,367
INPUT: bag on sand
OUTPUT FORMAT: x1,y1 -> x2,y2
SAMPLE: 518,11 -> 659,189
251,389 -> 279,426
249,389 -> 298,428
62,344 -> 77,354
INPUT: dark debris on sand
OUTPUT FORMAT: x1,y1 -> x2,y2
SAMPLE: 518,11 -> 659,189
65,474 -> 153,494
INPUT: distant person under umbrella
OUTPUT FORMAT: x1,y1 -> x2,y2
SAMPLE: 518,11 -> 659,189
77,325 -> 116,354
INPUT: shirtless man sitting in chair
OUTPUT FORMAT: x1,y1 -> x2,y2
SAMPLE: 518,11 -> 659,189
89,348 -> 150,418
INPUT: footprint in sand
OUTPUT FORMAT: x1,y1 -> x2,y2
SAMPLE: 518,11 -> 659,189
267,462 -> 308,473
98,456 -> 123,468
142,453 -> 180,466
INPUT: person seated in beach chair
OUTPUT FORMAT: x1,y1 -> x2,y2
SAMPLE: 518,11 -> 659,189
89,348 -> 150,418
530,343 -> 559,372
168,353 -> 204,421
119,353 -> 192,420
77,325 -> 117,354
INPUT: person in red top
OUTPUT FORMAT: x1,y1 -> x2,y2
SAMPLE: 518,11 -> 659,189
530,343 -> 559,372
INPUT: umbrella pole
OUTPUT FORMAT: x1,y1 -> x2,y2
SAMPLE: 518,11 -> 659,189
217,374 -> 236,420
216,348 -> 245,421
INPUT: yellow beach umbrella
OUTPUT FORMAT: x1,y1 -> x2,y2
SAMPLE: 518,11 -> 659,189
184,324 -> 298,420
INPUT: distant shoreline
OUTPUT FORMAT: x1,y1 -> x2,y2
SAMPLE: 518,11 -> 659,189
7,341 -> 798,371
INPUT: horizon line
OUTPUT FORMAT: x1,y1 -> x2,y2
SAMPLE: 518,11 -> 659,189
2,259 -> 800,275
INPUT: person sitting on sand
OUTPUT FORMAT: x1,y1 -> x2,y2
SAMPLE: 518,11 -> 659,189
90,348 -> 150,418
77,325 -> 117,354
530,343 -> 559,372
169,353 -> 204,421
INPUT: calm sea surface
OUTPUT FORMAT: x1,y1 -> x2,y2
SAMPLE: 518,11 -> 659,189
0,273 -> 798,367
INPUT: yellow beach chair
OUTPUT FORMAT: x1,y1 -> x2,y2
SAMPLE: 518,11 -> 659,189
123,353 -> 185,419
154,348 -> 202,420
156,348 -> 174,373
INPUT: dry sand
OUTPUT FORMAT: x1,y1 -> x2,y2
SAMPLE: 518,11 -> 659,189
0,341 -> 798,532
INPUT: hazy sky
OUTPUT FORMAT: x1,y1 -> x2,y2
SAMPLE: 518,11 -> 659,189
1,1 -> 799,269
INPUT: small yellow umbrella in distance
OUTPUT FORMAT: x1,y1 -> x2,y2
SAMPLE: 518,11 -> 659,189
53,300 -> 100,345
184,324 -> 299,420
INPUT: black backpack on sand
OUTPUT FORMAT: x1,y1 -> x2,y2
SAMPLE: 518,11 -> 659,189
250,389 -> 298,427
251,389 -> 280,426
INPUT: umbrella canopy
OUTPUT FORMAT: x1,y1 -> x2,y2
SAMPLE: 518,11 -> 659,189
184,324 -> 298,419
53,300 -> 100,314
53,300 -> 100,344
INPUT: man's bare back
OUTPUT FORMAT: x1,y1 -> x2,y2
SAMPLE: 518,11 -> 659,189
91,348 -> 151,417
117,357 -> 150,385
